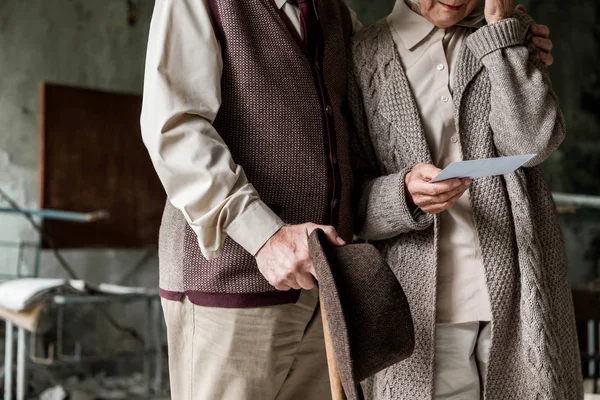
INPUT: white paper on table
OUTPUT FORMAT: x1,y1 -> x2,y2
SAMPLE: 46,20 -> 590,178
430,154 -> 537,183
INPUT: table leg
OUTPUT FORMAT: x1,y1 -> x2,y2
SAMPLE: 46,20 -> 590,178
16,326 -> 27,400
4,321 -> 14,400
144,298 -> 152,395
153,299 -> 163,394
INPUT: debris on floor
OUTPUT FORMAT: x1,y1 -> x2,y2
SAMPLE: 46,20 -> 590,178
39,385 -> 68,400
35,372 -> 168,400
71,372 -> 148,398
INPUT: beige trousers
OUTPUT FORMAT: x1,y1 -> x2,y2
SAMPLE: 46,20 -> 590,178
434,322 -> 492,400
161,288 -> 331,400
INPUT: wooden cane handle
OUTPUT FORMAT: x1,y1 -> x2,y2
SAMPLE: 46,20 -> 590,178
320,297 -> 347,400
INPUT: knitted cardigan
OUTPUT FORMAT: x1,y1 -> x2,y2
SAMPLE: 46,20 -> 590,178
348,10 -> 583,400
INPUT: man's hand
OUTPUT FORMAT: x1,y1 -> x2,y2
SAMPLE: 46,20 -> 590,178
255,223 -> 345,291
517,4 -> 554,66
484,0 -> 513,25
405,164 -> 471,215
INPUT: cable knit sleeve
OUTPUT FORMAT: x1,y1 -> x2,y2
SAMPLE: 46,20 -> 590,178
466,10 -> 566,167
348,45 -> 433,241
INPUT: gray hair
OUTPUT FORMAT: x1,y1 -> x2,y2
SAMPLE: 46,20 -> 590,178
405,0 -> 486,27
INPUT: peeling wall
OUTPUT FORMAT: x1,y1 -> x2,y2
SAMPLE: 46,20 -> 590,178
0,0 -> 156,281
0,0 -> 159,377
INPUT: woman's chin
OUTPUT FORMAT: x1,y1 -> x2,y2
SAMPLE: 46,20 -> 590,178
432,18 -> 461,28
430,11 -> 467,28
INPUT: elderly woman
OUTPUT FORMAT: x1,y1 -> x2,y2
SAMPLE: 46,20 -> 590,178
348,0 -> 582,399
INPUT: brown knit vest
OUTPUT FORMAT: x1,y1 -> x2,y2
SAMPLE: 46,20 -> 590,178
158,0 -> 354,308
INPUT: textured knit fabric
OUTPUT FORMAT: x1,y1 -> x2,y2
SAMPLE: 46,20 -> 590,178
387,0 -> 491,324
348,10 -> 582,400
158,0 -> 354,308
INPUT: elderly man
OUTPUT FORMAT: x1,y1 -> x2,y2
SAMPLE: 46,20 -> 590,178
140,0 -> 554,399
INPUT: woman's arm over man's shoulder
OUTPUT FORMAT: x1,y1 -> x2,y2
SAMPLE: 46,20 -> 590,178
466,9 -> 566,167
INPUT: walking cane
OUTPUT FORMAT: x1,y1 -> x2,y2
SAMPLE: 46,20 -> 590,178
320,295 -> 347,400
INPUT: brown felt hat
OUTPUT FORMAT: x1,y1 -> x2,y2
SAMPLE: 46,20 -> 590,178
309,229 -> 415,400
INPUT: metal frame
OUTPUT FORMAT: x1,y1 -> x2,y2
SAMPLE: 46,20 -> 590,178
2,294 -> 162,400
558,193 -> 600,393
0,206 -> 161,399
0,241 -> 40,280
4,321 -> 14,400
0,208 -> 109,223
0,207 -> 108,280
553,193 -> 600,209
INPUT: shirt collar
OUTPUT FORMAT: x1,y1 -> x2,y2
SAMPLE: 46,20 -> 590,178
387,0 -> 437,51
274,0 -> 287,9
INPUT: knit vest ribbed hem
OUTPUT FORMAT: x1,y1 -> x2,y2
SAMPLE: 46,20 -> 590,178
159,288 -> 301,308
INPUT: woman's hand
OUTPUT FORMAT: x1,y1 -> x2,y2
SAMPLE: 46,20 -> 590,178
405,164 -> 471,215
484,0 -> 514,25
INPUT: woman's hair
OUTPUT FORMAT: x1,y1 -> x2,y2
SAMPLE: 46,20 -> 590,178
405,0 -> 486,27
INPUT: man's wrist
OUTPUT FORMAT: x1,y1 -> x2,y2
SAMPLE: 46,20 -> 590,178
226,201 -> 285,256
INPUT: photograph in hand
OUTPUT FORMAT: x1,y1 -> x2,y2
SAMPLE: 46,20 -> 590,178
430,154 -> 537,182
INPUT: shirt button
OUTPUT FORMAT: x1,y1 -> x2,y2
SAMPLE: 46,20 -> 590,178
332,199 -> 339,209
437,64 -> 445,71
441,95 -> 449,103
451,135 -> 459,143
325,105 -> 333,116
332,155 -> 338,164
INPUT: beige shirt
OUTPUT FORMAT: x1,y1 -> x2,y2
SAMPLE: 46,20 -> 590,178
141,0 -> 360,260
388,0 -> 492,323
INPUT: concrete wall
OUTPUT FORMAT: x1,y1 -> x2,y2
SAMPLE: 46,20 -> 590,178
0,0 -> 156,283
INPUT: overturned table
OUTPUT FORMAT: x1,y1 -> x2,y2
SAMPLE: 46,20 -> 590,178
2,290 -> 162,400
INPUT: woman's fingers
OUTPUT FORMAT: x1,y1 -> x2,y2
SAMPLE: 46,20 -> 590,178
411,163 -> 443,181
411,176 -> 470,197
405,164 -> 471,211
405,163 -> 443,205
414,181 -> 471,206
421,187 -> 469,214
409,177 -> 462,197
